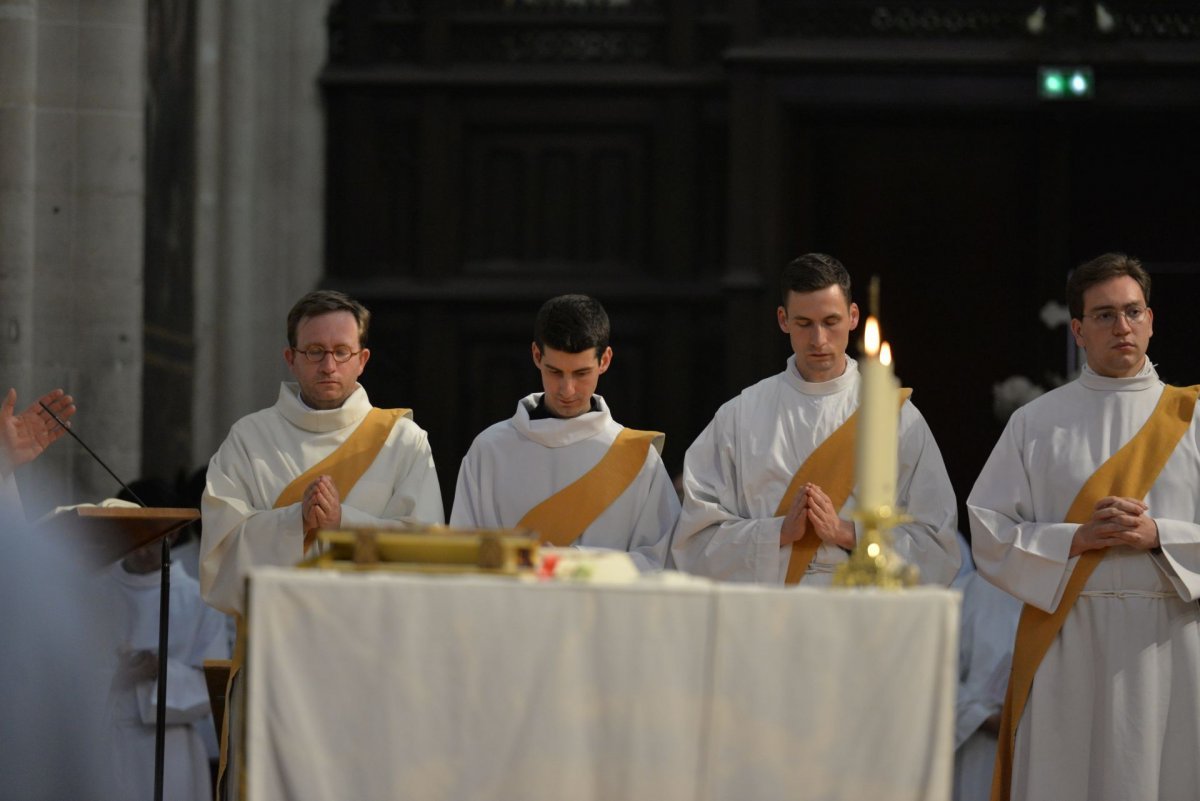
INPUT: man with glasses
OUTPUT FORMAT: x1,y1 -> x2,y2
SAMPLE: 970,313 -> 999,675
201,289 -> 443,616
673,253 -> 958,585
969,253 -> 1200,800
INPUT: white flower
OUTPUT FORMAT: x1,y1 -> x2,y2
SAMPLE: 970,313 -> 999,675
1040,301 -> 1071,329
993,375 -> 1046,420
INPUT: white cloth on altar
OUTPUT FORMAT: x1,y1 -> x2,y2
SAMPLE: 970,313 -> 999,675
953,570 -> 1022,801
200,382 -> 444,615
967,362 -> 1200,801
449,393 -> 676,571
673,356 -> 959,584
244,568 -> 959,801
106,561 -> 229,801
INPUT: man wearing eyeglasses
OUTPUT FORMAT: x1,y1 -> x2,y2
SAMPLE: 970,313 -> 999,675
200,290 -> 444,616
968,253 -> 1200,801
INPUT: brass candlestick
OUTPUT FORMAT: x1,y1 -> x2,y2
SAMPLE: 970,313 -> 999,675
832,505 -> 919,588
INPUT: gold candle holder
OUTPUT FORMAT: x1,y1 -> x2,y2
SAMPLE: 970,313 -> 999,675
832,505 -> 919,588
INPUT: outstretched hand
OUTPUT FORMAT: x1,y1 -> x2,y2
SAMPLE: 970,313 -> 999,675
0,388 -> 76,473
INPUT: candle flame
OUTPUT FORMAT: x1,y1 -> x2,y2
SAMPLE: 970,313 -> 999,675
864,317 -> 880,356
880,342 -> 892,367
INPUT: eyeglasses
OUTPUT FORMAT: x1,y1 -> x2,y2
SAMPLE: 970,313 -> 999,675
1081,306 -> 1149,326
293,346 -> 361,364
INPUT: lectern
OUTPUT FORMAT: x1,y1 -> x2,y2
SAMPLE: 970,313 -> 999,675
40,506 -> 199,801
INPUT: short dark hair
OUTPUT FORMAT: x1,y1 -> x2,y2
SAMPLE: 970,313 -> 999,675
534,294 -> 610,359
781,253 -> 852,306
1066,253 -> 1151,320
286,290 -> 370,348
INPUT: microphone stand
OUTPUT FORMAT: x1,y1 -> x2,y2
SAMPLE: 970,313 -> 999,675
41,402 -> 171,801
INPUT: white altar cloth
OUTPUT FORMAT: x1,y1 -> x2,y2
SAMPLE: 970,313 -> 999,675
245,569 -> 958,801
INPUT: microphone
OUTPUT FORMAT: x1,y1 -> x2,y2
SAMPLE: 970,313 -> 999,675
38,401 -> 147,507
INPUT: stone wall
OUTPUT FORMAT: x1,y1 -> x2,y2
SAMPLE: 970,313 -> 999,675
0,0 -> 145,514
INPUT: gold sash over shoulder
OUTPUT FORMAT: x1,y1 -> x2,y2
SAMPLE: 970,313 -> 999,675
991,383 -> 1200,801
216,405 -> 408,799
780,389 -> 912,585
517,427 -> 661,547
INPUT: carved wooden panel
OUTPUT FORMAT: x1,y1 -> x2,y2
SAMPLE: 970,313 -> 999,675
463,125 -> 650,275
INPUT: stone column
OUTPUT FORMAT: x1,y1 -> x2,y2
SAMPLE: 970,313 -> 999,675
0,0 -> 146,514
192,0 -> 328,461
0,1 -> 37,398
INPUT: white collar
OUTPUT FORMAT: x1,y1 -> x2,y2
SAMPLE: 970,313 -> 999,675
511,393 -> 613,447
275,382 -> 371,433
781,355 -> 858,397
1078,359 -> 1161,393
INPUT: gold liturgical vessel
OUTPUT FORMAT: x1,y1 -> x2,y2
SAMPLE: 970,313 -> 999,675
833,506 -> 919,588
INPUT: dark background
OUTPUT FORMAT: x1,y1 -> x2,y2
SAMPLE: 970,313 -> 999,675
147,1 -> 1200,526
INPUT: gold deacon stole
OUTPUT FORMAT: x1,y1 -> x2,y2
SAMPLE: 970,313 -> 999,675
991,384 -> 1200,801
780,389 -> 912,586
275,406 -> 410,551
516,427 -> 661,546
216,405 -> 409,798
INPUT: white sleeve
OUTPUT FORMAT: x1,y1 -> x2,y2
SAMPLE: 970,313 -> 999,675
1150,519 -> 1200,602
671,411 -> 786,583
339,424 -> 445,529
200,433 -> 307,616
622,452 -> 679,572
891,405 -> 960,586
138,658 -> 213,725
967,413 -> 1078,613
448,444 -> 481,529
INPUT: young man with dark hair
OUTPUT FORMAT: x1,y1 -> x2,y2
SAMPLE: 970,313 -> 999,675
673,253 -> 958,584
450,294 -> 677,570
201,289 -> 443,616
969,252 -> 1200,800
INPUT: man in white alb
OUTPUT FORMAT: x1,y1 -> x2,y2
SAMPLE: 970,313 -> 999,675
673,253 -> 958,585
450,294 -> 676,571
968,252 -> 1200,801
201,289 -> 444,616
201,290 -> 444,799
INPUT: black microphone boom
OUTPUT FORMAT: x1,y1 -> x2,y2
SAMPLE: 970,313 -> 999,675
38,401 -> 147,507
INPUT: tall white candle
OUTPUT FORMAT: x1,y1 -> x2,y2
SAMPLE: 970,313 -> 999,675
856,318 -> 900,512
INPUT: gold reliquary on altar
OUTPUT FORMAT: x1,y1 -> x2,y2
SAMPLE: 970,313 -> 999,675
299,528 -> 539,576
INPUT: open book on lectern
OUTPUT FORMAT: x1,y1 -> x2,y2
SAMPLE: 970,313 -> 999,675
36,500 -> 199,566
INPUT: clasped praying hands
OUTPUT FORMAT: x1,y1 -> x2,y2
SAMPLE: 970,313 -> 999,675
780,482 -> 856,549
1069,495 -> 1159,556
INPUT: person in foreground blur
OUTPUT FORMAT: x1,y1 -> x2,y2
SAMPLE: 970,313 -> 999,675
0,387 -> 75,518
672,253 -> 958,584
107,530 -> 228,801
968,252 -> 1200,800
450,294 -> 676,571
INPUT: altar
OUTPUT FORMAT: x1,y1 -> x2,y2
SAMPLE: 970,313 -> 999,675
244,568 -> 958,801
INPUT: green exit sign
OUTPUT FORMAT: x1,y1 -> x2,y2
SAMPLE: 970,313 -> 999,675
1039,67 -> 1095,100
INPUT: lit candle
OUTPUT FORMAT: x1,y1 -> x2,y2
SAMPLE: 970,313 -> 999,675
856,318 -> 900,512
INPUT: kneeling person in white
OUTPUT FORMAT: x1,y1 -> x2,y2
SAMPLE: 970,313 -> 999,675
450,294 -> 677,571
